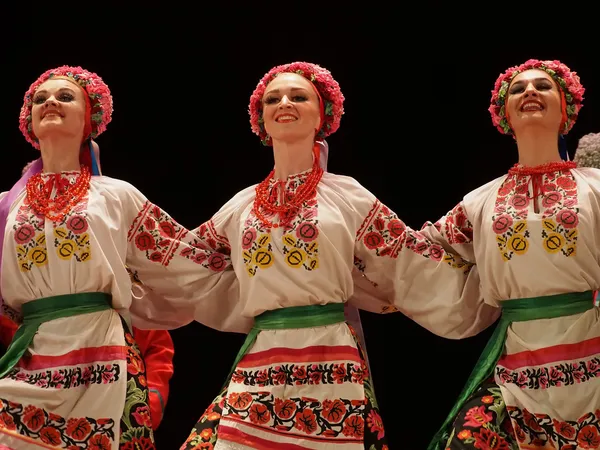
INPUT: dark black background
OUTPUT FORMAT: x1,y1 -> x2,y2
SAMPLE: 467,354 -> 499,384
2,5 -> 598,448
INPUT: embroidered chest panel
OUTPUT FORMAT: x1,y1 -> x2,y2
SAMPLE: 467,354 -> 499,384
13,192 -> 92,272
491,170 -> 579,261
242,197 -> 320,277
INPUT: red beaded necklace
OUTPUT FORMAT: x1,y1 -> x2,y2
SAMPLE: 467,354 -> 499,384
508,160 -> 577,176
26,165 -> 91,222
253,144 -> 323,229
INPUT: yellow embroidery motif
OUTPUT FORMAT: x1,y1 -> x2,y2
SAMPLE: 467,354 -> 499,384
282,230 -> 319,271
14,200 -> 47,272
251,233 -> 275,272
442,253 -> 473,273
54,225 -> 92,262
242,208 -> 320,277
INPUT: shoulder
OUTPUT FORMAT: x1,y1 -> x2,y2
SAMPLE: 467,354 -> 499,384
321,172 -> 366,190
91,176 -> 146,202
92,175 -> 138,192
227,184 -> 257,205
320,172 -> 374,200
461,174 -> 507,220
219,184 -> 256,214
463,174 -> 506,203
211,184 -> 257,227
571,167 -> 600,192
572,167 -> 600,179
92,175 -> 139,194
319,173 -> 378,217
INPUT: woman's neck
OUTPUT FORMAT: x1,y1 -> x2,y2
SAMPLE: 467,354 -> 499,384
515,128 -> 562,167
39,136 -> 82,173
271,136 -> 314,180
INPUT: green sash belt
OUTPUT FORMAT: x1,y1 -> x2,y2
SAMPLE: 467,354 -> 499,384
0,292 -> 112,379
225,303 -> 345,387
428,290 -> 595,450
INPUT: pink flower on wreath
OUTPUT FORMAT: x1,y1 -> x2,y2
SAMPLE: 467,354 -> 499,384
19,65 -> 113,149
248,61 -> 345,146
489,59 -> 585,136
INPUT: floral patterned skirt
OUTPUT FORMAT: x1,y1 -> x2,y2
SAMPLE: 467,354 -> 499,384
443,377 -> 600,449
444,378 -> 518,450
0,315 -> 154,449
180,323 -> 388,449
119,323 -> 156,449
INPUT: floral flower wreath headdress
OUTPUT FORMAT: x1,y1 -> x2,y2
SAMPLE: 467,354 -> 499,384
489,59 -> 585,136
19,65 -> 113,175
248,61 -> 345,146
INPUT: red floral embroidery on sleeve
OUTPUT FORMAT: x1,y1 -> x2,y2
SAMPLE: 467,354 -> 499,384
183,221 -> 232,272
431,203 -> 473,245
128,201 -> 188,267
356,200 -> 472,272
356,201 -> 405,258
128,202 -> 232,272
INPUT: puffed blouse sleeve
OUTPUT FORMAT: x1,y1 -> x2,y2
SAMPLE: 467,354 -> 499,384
122,182 -> 253,333
341,177 -> 499,339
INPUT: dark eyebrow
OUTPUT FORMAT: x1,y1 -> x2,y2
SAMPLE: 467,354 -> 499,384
510,77 -> 553,87
34,87 -> 77,95
264,87 -> 310,96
